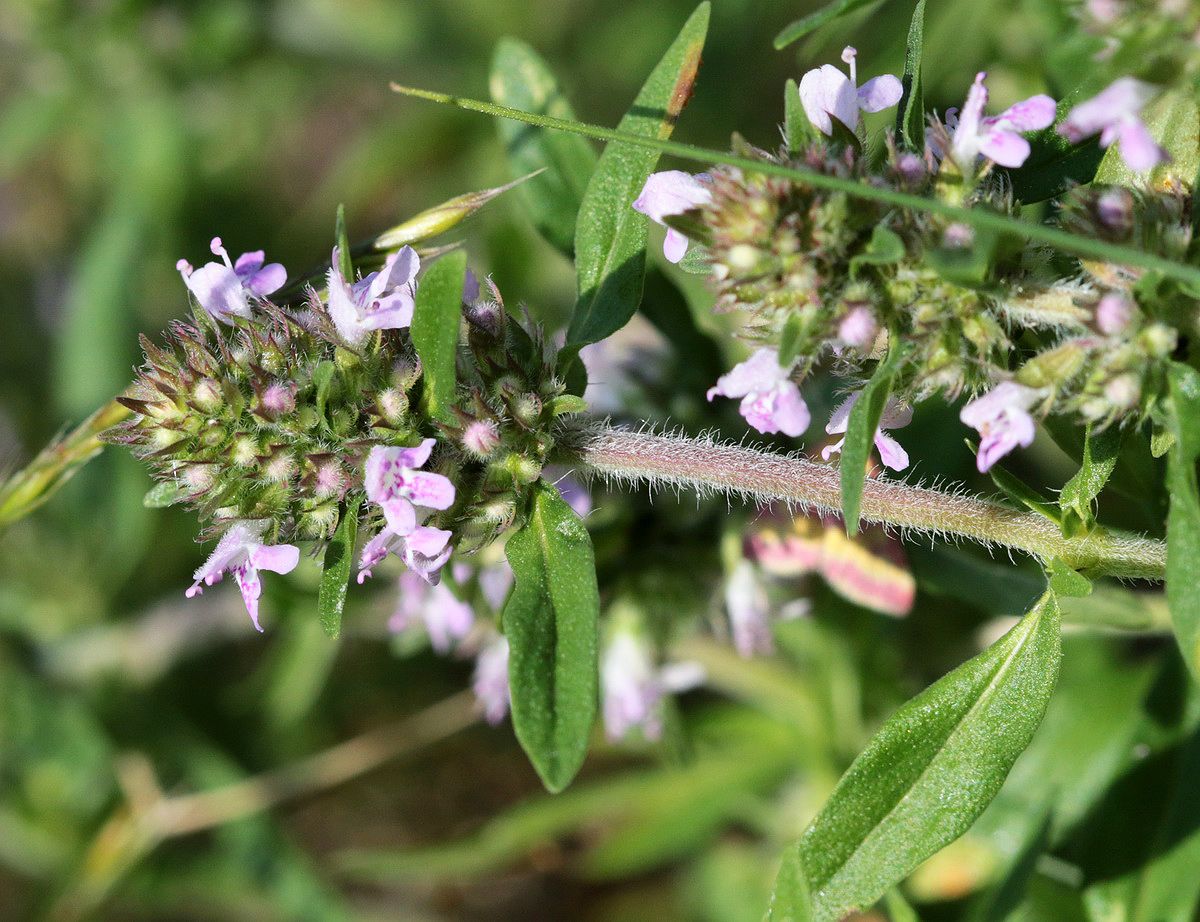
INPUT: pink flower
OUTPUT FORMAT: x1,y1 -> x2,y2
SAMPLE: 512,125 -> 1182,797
632,170 -> 712,263
357,523 -> 453,585
176,237 -> 287,323
601,620 -> 704,742
185,521 -> 299,632
1096,292 -> 1135,335
327,245 -> 419,347
473,633 -> 511,725
822,392 -> 913,471
960,382 -> 1041,472
837,306 -> 878,349
949,73 -> 1056,171
707,348 -> 810,437
798,46 -> 902,136
1059,78 -> 1167,172
725,561 -> 774,657
389,570 -> 474,653
364,441 -> 456,537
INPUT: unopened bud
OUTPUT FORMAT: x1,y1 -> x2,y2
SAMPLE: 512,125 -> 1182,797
376,387 -> 409,425
191,378 -> 224,414
257,382 -> 296,420
262,449 -> 297,484
463,419 -> 501,458
1096,188 -> 1134,236
230,434 -> 259,467
1140,323 -> 1177,358
1104,373 -> 1140,411
837,306 -> 878,349
500,452 -> 542,485
181,464 -> 215,494
465,300 -> 504,339
312,458 -> 347,499
1095,292 -> 1135,335
510,392 -> 543,428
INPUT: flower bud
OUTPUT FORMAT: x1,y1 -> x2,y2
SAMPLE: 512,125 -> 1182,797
230,434 -> 259,467
1104,373 -> 1141,411
837,306 -> 878,349
1095,188 -> 1134,236
510,393 -> 543,428
463,419 -> 501,458
1140,323 -> 1177,358
376,387 -> 409,426
1095,292 -> 1135,335
261,448 -> 297,484
498,452 -> 542,486
257,382 -> 297,420
191,378 -> 224,414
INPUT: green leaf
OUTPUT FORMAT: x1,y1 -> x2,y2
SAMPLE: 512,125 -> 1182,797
839,342 -> 906,536
895,0 -> 926,152
793,590 -> 1062,921
785,78 -> 818,155
766,843 -> 815,922
1046,558 -> 1092,598
143,481 -> 185,508
489,38 -> 598,254
774,0 -> 883,49
778,315 -> 804,368
849,225 -> 906,278
1166,361 -> 1200,681
410,250 -> 466,424
565,3 -> 710,353
318,494 -> 362,638
504,479 -> 600,792
311,360 -> 337,424
334,204 -> 353,280
988,465 -> 1063,526
884,889 -> 922,922
1058,423 -> 1121,537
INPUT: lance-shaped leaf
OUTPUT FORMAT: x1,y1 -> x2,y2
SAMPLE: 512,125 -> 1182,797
504,479 -> 600,792
565,3 -> 710,354
838,342 -> 907,536
318,494 -> 362,638
785,77 -> 819,155
767,843 -> 815,922
1059,423 -> 1121,537
489,39 -> 598,255
789,589 -> 1062,921
774,0 -> 882,49
895,0 -> 925,152
1166,361 -> 1200,681
410,250 -> 466,424
335,204 -> 354,279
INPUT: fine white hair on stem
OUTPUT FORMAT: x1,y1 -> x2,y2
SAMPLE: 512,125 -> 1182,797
557,421 -> 1166,581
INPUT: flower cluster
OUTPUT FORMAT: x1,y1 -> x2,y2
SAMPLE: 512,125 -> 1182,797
633,50 -> 1195,473
108,231 -> 587,630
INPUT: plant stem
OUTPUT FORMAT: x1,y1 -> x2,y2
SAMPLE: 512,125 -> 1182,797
389,84 -> 1200,290
562,424 -> 1167,581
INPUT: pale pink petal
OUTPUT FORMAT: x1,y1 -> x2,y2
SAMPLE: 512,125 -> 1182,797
1059,78 -> 1156,142
404,470 -> 456,510
234,250 -> 265,276
245,262 -> 287,297
249,543 -> 301,575
1117,117 -> 1167,171
381,497 -> 417,536
662,227 -> 690,263
798,68 -> 833,135
822,436 -> 847,461
979,129 -> 1032,168
707,348 -> 789,400
874,432 -> 910,471
632,171 -> 712,224
856,75 -> 903,113
406,524 -> 452,558
185,263 -> 251,321
826,393 -> 859,435
233,564 -> 265,633
770,383 -> 811,437
994,94 -> 1056,132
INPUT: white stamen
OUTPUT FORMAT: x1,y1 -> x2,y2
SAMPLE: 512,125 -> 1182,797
841,46 -> 858,84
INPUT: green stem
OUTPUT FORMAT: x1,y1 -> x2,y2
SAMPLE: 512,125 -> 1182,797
390,84 -> 1200,290
563,424 -> 1166,581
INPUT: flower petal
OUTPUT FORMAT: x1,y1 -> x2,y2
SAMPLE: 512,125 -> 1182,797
249,543 -> 301,575
246,263 -> 287,297
874,432 -> 910,471
405,470 -> 456,511
662,227 -> 690,263
856,74 -> 903,113
632,171 -> 712,224
1117,117 -> 1168,172
979,129 -> 1032,168
994,93 -> 1056,132
707,348 -> 788,400
185,263 -> 251,321
233,564 -> 265,632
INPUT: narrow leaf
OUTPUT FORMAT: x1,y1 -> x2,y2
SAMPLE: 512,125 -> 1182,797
489,38 -> 598,255
766,842 -> 815,922
318,494 -> 362,638
504,480 -> 600,792
1166,361 -> 1200,681
785,78 -> 818,155
410,250 -> 467,424
1046,558 -> 1092,598
795,590 -> 1062,921
839,343 -> 906,536
989,465 -> 1062,525
565,3 -> 710,353
895,0 -> 926,152
774,0 -> 883,49
335,204 -> 353,279
1059,423 -> 1121,537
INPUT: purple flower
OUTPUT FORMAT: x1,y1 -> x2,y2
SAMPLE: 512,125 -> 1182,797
960,382 -> 1041,472
548,468 -> 592,518
822,392 -> 913,471
601,620 -> 704,742
473,633 -> 511,725
477,560 -> 515,612
176,237 -> 287,323
1096,292 -> 1135,335
389,570 -> 475,653
1059,78 -> 1167,172
837,306 -> 878,349
327,245 -> 419,347
949,73 -> 1056,171
364,441 -> 456,537
725,561 -> 773,657
632,170 -> 712,263
798,46 -> 903,136
707,348 -> 810,437
185,521 -> 299,632
357,523 -> 453,585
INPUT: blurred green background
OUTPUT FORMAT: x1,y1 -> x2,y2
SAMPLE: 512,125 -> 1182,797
0,1 -> 1103,920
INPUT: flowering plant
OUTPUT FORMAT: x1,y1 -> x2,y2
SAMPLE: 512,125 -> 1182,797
3,0 -> 1200,918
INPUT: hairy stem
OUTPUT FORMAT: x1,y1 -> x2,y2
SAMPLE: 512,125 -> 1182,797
562,424 -> 1166,581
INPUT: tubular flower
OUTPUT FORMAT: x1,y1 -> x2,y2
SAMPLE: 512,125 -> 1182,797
1058,78 -> 1167,172
473,633 -> 511,725
185,521 -> 300,632
632,170 -> 713,263
960,382 -> 1041,472
822,392 -> 913,471
798,46 -> 902,136
327,245 -> 420,347
948,73 -> 1056,171
707,348 -> 810,437
601,619 -> 704,742
388,570 -> 475,652
176,237 -> 287,323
